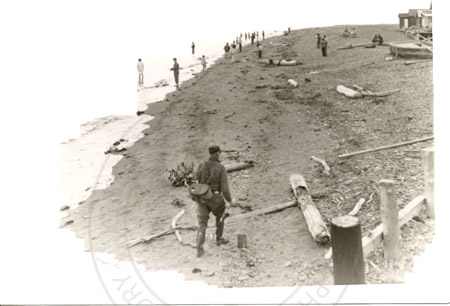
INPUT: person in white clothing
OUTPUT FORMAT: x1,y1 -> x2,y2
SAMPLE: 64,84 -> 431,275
137,58 -> 144,85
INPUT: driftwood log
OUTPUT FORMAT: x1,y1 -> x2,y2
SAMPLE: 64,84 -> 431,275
310,156 -> 331,176
290,174 -> 330,244
361,89 -> 400,97
338,136 -> 434,159
337,85 -> 363,98
348,198 -> 366,216
225,161 -> 254,173
172,210 -> 185,243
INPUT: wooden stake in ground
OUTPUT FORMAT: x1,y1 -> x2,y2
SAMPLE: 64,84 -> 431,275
237,234 -> 247,248
331,215 -> 365,285
338,136 -> 434,159
379,179 -> 400,260
422,147 -> 435,219
290,174 -> 330,244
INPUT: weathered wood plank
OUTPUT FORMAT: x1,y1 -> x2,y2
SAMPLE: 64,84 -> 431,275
379,180 -> 400,260
325,195 -> 426,258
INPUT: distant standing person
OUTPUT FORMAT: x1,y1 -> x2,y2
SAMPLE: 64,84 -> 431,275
170,58 -> 180,88
230,41 -> 237,63
251,32 -> 255,45
257,43 -> 262,58
238,37 -> 242,52
316,34 -> 321,49
262,31 -> 265,40
191,42 -> 195,55
201,55 -> 207,70
245,33 -> 247,40
137,58 -> 144,85
224,42 -> 231,60
321,36 -> 328,57
194,145 -> 235,257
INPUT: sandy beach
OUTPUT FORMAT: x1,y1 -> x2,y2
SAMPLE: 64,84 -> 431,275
63,24 -> 434,289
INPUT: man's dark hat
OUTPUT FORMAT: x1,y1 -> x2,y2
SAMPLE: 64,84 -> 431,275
208,145 -> 221,154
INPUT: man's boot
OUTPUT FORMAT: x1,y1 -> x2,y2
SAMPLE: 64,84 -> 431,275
196,228 -> 206,257
216,218 -> 229,246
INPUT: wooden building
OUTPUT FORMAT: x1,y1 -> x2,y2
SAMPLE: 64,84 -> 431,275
398,9 -> 432,29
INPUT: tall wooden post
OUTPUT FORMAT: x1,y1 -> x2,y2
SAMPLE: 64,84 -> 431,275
422,147 -> 435,219
379,179 -> 400,260
331,215 -> 365,285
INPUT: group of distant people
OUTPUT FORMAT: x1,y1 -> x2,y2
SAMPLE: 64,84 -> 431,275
138,28 -> 341,89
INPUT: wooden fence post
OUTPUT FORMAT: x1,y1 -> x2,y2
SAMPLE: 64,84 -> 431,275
379,179 -> 400,260
422,147 -> 435,219
331,215 -> 365,284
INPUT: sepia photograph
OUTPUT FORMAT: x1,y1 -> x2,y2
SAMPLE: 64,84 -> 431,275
1,0 -> 449,304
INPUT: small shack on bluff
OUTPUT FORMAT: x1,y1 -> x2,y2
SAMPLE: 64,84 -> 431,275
398,8 -> 432,29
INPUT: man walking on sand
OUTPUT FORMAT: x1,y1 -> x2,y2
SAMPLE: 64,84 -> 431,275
170,58 -> 180,88
194,145 -> 235,257
137,58 -> 144,85
191,42 -> 195,55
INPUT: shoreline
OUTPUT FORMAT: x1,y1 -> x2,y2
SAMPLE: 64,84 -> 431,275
63,23 -> 435,292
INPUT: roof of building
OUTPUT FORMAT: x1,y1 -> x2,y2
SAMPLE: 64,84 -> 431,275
408,9 -> 432,17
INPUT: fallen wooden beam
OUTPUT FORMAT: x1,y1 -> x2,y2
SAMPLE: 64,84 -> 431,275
310,156 -> 331,176
361,89 -> 400,97
290,174 -> 330,244
325,194 -> 426,259
225,161 -> 254,173
405,59 -> 432,65
364,194 -> 426,257
226,200 -> 297,223
126,226 -> 197,248
338,136 -> 434,159
348,198 -> 366,216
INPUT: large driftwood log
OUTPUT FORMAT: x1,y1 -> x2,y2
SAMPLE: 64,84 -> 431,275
225,161 -> 254,172
338,136 -> 434,159
290,174 -> 330,244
